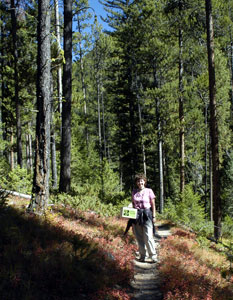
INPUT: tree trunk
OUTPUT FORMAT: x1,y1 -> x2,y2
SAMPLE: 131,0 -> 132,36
101,84 -> 108,158
94,35 -> 103,162
10,0 -> 23,168
28,0 -> 51,213
10,128 -> 14,170
97,76 -> 102,161
59,0 -> 73,193
0,23 -> 4,151
179,25 -> 185,194
209,140 -> 213,221
0,73 -> 2,155
205,0 -> 221,240
153,65 -> 164,213
138,100 -> 146,176
0,121 -> 1,160
204,99 -> 208,215
156,98 -> 164,213
53,0 -> 60,189
129,68 -> 137,178
50,76 -> 57,189
54,0 -> 63,122
26,130 -> 33,172
51,130 -> 57,189
230,35 -> 233,119
77,18 -> 89,153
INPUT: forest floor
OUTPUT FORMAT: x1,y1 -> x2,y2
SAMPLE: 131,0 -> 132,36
0,195 -> 233,300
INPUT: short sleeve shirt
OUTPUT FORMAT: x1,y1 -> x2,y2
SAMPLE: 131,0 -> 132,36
132,188 -> 155,209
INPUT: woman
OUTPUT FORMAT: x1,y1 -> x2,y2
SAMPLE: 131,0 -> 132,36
132,173 -> 157,263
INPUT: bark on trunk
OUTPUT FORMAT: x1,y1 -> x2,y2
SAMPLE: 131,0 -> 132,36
0,23 -> 4,151
77,19 -> 89,152
156,98 -> 164,213
205,0 -> 221,240
138,101 -> 146,176
230,36 -> 233,119
51,131 -> 57,189
29,0 -> 51,213
209,141 -> 213,221
153,66 -> 164,213
50,76 -> 57,189
10,0 -> 23,168
101,85 -> 107,159
54,0 -> 63,122
10,128 -> 14,170
204,100 -> 208,215
179,25 -> 185,194
97,77 -> 102,161
26,131 -> 33,172
59,0 -> 73,193
129,68 -> 137,177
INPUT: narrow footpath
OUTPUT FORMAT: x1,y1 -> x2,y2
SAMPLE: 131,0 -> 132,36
130,224 -> 171,300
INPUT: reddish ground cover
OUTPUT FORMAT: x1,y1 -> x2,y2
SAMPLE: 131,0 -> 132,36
158,228 -> 233,300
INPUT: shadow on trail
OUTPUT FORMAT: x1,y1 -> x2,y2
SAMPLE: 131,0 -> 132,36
0,205 -> 131,300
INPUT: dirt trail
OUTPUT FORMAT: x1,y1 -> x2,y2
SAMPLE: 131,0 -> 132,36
130,224 -> 171,300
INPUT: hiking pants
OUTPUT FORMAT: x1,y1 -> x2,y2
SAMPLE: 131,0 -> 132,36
132,219 -> 156,259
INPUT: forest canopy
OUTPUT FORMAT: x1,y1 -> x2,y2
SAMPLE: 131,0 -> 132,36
0,0 -> 233,239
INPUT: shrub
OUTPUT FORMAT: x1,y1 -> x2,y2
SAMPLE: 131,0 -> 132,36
162,184 -> 206,232
221,150 -> 233,218
50,191 -> 130,218
222,215 -> 233,239
178,184 -> 206,231
0,166 -> 32,194
162,197 -> 179,223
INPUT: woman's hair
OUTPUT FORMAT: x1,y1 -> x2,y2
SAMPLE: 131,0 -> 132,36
134,173 -> 147,185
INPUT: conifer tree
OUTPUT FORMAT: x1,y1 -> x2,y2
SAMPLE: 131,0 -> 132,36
59,0 -> 73,193
205,0 -> 221,240
100,0 -> 151,190
29,0 -> 51,212
73,0 -> 93,149
221,150 -> 233,218
54,0 -> 63,118
10,0 -> 23,168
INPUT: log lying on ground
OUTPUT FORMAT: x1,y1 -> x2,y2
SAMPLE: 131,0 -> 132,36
0,189 -> 31,200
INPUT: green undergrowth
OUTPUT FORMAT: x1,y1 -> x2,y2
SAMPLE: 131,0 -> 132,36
0,197 -> 135,300
0,166 -> 32,195
49,191 -> 131,217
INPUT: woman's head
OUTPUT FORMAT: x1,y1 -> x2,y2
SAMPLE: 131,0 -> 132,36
134,173 -> 147,187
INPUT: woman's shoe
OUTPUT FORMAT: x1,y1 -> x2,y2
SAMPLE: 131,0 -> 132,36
150,255 -> 157,263
138,257 -> 145,262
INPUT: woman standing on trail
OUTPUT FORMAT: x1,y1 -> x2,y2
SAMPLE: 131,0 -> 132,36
132,173 -> 157,263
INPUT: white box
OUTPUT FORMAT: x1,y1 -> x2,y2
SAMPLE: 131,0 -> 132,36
121,207 -> 137,219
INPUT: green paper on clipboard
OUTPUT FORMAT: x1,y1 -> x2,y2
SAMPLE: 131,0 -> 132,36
121,207 -> 137,219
